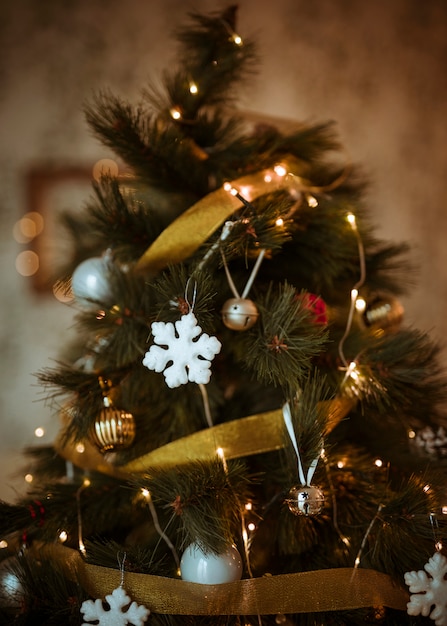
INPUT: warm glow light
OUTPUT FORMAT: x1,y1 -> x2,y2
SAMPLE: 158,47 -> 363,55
247,522 -> 256,532
230,187 -> 238,196
223,182 -> 232,191
275,217 -> 284,227
348,361 -> 359,380
351,288 -> 358,301
0,540 -> 8,549
13,212 -> 45,243
141,488 -> 150,499
408,430 -> 416,439
216,447 -> 228,472
83,478 -> 91,488
346,212 -> 356,227
170,107 -> 182,120
442,506 -> 447,515
25,473 -> 33,483
354,556 -> 361,567
189,82 -> 198,94
273,164 -> 287,177
75,443 -> 85,453
92,158 -> 119,181
15,250 -> 39,276
34,427 -> 45,438
435,541 -> 443,551
341,536 -> 351,547
355,297 -> 367,313
232,34 -> 243,45
374,458 -> 383,468
307,195 -> 318,208
423,484 -> 431,493
264,173 -> 272,183
245,502 -> 253,511
59,530 -> 68,543
337,460 -> 345,469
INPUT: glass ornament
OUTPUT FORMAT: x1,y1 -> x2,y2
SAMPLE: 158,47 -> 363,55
0,557 -> 24,610
71,256 -> 113,307
286,484 -> 324,516
221,297 -> 259,331
363,294 -> 404,333
180,542 -> 243,584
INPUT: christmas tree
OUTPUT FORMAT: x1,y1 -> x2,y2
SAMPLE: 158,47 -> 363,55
1,6 -> 447,625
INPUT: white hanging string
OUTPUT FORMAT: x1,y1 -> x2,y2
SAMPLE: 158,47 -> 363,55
282,402 -> 320,486
117,551 -> 126,587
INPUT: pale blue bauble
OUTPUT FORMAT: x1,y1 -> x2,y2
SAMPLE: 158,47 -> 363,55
71,256 -> 112,306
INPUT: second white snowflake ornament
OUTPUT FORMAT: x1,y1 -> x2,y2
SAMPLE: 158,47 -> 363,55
404,551 -> 447,625
143,311 -> 221,388
81,585 -> 150,626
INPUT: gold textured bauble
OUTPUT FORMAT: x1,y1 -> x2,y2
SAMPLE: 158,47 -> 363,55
286,484 -> 324,516
363,294 -> 404,334
92,398 -> 136,453
221,298 -> 259,331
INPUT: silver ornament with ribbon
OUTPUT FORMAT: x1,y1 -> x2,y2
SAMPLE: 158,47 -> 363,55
282,402 -> 324,517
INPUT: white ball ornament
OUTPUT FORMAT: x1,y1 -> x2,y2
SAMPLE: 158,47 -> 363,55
180,542 -> 243,584
71,256 -> 113,307
286,484 -> 324,516
221,297 -> 259,331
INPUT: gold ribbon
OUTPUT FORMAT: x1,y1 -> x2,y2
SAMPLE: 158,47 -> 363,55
46,544 -> 408,614
135,162 -> 302,273
56,396 -> 354,476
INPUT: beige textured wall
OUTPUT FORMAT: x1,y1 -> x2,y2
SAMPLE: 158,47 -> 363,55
0,0 -> 446,500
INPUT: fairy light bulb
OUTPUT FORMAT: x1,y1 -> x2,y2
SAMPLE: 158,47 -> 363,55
24,473 -> 33,483
442,506 -> 447,515
170,107 -> 182,120
189,82 -> 198,94
223,182 -> 232,191
348,361 -> 359,380
75,443 -> 85,453
217,447 -> 228,473
337,460 -> 345,469
346,212 -> 357,229
274,164 -> 287,177
355,296 -> 366,313
245,502 -> 253,511
247,522 -> 256,532
232,33 -> 243,45
408,429 -> 416,439
264,173 -> 272,183
276,217 -> 284,227
0,540 -> 7,549
374,458 -> 383,468
423,484 -> 431,493
141,488 -> 150,499
59,530 -> 68,543
307,195 -> 318,208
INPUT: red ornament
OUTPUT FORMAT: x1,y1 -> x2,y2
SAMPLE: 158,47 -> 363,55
297,293 -> 328,325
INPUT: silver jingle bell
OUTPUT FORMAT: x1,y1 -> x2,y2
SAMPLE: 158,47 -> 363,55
286,484 -> 324,516
221,297 -> 259,331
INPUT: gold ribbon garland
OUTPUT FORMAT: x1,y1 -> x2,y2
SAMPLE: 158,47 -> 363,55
56,396 -> 354,476
135,161 -> 302,273
46,544 -> 408,614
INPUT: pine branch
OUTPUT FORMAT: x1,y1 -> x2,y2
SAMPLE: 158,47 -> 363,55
133,458 -> 253,554
236,282 -> 328,389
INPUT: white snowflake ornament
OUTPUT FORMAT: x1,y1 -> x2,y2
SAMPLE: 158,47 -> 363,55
142,311 -> 221,388
81,585 -> 150,626
404,551 -> 447,625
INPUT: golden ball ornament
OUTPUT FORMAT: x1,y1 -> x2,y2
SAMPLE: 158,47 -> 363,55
363,294 -> 404,333
286,484 -> 324,516
221,297 -> 259,331
92,398 -> 136,453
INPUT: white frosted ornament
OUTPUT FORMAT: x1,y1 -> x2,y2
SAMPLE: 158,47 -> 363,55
286,484 -> 324,516
71,255 -> 113,307
221,297 -> 259,331
180,542 -> 243,584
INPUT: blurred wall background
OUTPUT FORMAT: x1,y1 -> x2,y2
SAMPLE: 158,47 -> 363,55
0,0 -> 446,500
